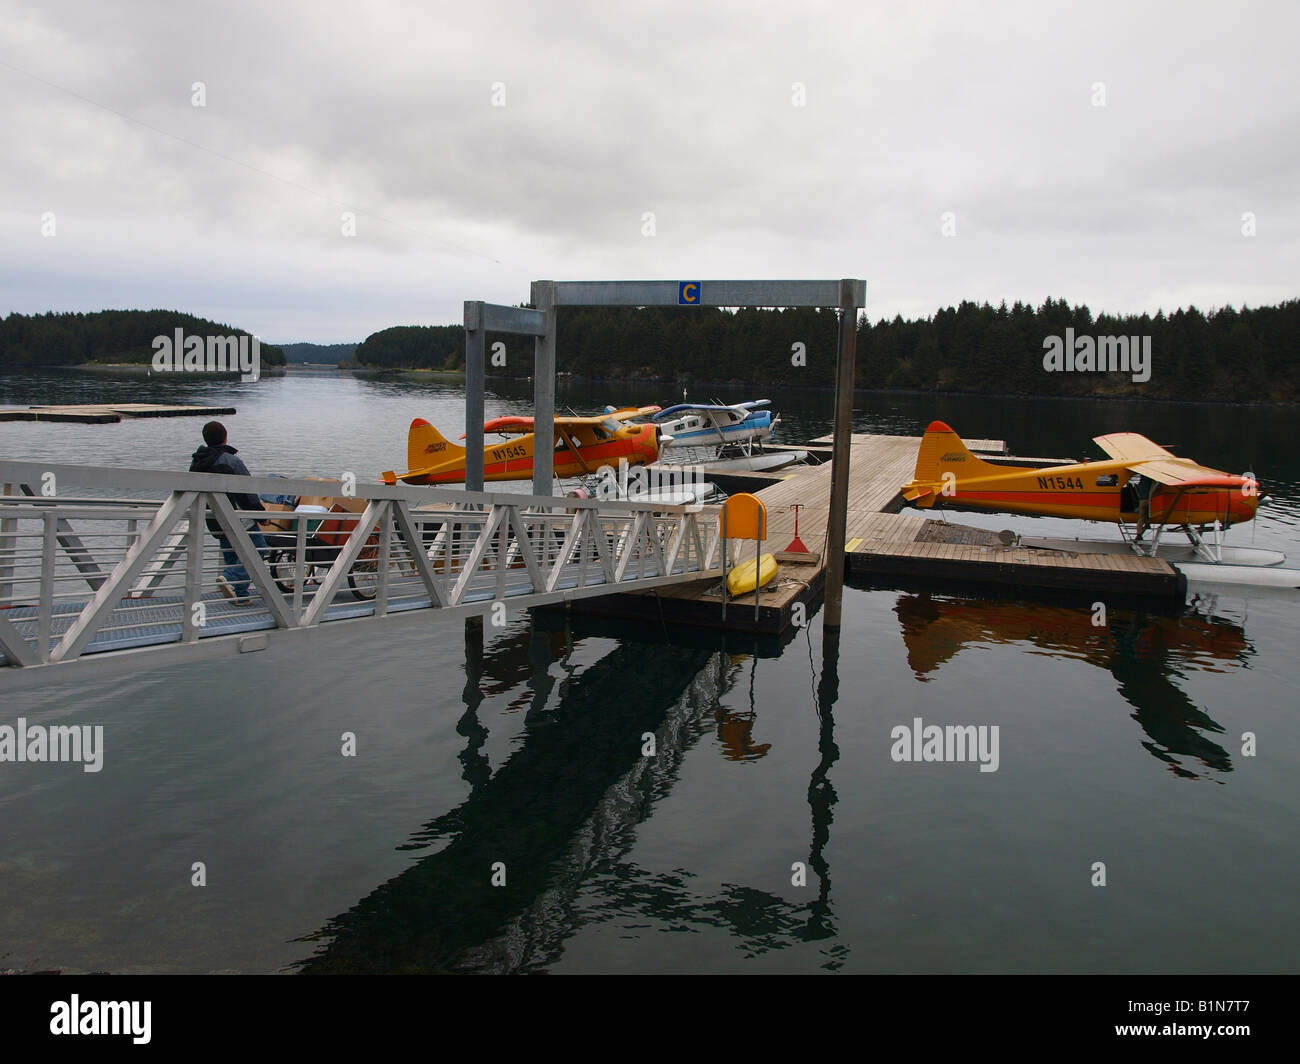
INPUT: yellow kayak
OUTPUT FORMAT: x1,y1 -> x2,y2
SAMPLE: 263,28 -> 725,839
727,553 -> 778,596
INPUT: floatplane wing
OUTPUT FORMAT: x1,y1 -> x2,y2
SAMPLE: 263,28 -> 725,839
652,401 -> 770,427
484,406 -> 663,435
1092,432 -> 1245,488
606,405 -> 665,421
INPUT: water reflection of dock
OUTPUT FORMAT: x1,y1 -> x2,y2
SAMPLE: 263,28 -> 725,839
295,621 -> 845,973
294,635 -> 718,972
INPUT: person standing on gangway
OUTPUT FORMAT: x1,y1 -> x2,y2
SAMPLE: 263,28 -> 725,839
188,420 -> 267,606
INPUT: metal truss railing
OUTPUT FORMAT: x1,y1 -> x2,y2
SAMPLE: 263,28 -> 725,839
0,462 -> 722,669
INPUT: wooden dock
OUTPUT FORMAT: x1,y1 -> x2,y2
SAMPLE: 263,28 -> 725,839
563,432 -> 1184,633
808,432 -> 1008,455
0,403 -> 236,424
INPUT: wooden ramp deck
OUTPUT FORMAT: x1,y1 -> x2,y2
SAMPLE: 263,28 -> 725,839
562,432 -> 1183,633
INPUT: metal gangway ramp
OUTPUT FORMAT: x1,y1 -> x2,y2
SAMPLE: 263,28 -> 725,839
0,462 -> 722,671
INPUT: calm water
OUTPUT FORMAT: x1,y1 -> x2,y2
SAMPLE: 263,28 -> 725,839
1,370 -> 1297,973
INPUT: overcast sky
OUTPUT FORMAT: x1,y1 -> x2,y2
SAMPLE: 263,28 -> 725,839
2,0 -> 1296,342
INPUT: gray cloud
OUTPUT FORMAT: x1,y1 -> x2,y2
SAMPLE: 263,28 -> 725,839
1,0 -> 1296,341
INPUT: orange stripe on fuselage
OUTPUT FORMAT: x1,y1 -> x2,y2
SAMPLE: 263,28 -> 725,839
961,491 -> 1120,505
951,488 -> 1255,525
950,490 -> 1122,522
418,432 -> 656,483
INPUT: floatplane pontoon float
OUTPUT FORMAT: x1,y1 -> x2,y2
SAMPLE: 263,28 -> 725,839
902,421 -> 1299,589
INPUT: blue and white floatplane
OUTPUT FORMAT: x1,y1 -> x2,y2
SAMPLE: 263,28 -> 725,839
652,400 -> 775,445
649,400 -> 805,472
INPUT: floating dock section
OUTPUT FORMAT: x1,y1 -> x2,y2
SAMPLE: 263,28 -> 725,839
0,403 -> 236,424
563,432 -> 1184,634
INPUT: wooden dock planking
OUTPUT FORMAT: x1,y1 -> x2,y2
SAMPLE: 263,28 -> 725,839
0,407 -> 118,424
97,403 -> 238,419
808,433 -> 1007,455
848,538 -> 1180,597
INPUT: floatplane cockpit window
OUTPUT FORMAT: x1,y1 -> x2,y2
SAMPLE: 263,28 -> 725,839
1096,474 -> 1118,486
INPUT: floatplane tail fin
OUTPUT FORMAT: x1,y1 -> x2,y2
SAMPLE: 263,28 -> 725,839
381,418 -> 464,484
902,420 -> 1006,506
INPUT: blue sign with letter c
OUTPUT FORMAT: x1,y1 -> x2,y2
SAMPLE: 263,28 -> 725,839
678,282 -> 701,305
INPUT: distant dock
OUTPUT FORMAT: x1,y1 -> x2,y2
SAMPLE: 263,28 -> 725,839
0,403 -> 236,424
564,432 -> 1183,633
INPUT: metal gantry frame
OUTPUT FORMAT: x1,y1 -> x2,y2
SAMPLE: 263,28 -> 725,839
465,279 -> 865,624
0,462 -> 722,671
462,300 -> 551,493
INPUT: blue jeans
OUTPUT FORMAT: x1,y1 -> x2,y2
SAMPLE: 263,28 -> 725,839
216,529 -> 268,598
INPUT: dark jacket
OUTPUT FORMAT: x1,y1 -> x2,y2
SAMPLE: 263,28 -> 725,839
189,443 -> 265,530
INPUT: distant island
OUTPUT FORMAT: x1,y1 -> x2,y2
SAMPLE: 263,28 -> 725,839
274,341 -> 358,365
0,310 -> 286,372
5,298 -> 1297,402
353,324 -> 463,371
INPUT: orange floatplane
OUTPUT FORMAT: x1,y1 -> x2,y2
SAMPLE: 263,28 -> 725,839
382,406 -> 665,485
901,421 -> 1263,559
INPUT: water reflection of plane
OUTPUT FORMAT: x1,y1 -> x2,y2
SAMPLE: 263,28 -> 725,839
294,620 -> 834,973
893,592 -> 1252,780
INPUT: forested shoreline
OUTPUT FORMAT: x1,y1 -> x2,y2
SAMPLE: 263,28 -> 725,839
5,299 -> 1295,402
277,341 -> 356,364
352,298 -> 1299,403
0,310 -> 285,369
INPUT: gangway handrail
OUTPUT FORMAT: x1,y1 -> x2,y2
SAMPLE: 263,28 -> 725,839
0,461 -> 698,515
0,460 -> 723,673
